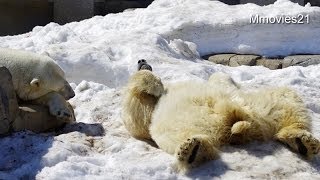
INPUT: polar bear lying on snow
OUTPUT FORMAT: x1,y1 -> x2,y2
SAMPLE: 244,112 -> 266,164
122,64 -> 320,172
0,48 -> 75,122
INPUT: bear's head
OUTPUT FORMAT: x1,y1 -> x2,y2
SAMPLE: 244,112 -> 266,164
18,60 -> 75,101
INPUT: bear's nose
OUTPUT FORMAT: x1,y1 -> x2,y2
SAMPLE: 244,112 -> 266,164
68,90 -> 75,99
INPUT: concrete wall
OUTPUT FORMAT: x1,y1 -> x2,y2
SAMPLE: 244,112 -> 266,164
216,0 -> 240,5
0,0 -> 53,36
0,0 -> 154,35
53,0 -> 154,24
309,0 -> 320,6
240,0 -> 305,5
53,0 -> 94,25
103,0 -> 154,14
0,0 -> 318,36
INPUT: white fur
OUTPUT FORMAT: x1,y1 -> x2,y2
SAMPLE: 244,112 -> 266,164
0,48 -> 75,121
123,71 -> 320,172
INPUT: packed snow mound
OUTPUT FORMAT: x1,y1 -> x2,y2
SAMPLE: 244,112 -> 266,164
1,0 -> 320,85
0,0 -> 320,179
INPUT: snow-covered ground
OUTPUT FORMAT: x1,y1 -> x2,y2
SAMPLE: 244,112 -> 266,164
0,0 -> 320,179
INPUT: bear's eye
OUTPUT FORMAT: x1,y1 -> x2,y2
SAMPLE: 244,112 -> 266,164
138,60 -> 141,64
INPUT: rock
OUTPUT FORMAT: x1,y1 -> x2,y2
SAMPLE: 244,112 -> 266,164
207,54 -> 236,65
256,59 -> 282,70
0,67 -> 19,135
229,55 -> 260,67
206,53 -> 320,68
13,102 -> 75,133
283,55 -> 320,68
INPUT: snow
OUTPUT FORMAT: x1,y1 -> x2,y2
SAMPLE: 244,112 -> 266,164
0,0 -> 320,179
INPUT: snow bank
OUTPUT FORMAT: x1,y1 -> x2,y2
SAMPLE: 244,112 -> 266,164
1,0 -> 320,86
0,0 -> 319,179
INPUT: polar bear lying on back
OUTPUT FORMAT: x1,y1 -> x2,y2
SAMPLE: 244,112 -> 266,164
122,64 -> 320,172
0,48 -> 75,121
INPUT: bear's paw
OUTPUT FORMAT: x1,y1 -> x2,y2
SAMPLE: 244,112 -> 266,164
49,104 -> 73,122
295,132 -> 320,158
176,137 -> 201,164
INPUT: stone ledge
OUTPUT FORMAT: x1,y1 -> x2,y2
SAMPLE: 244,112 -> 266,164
229,55 -> 260,67
283,55 -> 320,68
256,59 -> 282,70
207,54 -> 236,65
205,54 -> 320,69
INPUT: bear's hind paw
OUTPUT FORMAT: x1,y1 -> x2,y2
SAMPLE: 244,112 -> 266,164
296,133 -> 320,158
277,129 -> 320,159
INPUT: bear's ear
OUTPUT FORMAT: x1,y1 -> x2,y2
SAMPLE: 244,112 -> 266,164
30,78 -> 40,88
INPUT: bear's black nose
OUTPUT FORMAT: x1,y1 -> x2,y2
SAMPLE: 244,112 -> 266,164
138,59 -> 146,64
68,91 -> 75,99
137,59 -> 152,71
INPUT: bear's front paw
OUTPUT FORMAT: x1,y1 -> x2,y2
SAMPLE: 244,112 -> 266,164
176,138 -> 201,164
49,105 -> 74,122
174,135 -> 219,172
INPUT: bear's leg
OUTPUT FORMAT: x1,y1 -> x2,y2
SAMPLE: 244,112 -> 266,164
14,103 -> 73,133
276,125 -> 320,159
208,72 -> 240,90
274,90 -> 320,159
30,92 -> 75,122
175,134 -> 219,172
122,70 -> 164,140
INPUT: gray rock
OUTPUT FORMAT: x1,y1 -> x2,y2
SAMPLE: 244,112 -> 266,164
256,59 -> 282,70
229,55 -> 260,67
0,67 -> 19,135
207,54 -> 236,65
283,55 -> 320,68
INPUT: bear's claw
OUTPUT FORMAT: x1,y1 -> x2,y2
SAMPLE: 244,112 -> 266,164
296,132 -> 320,157
50,107 -> 73,122
176,138 -> 201,164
